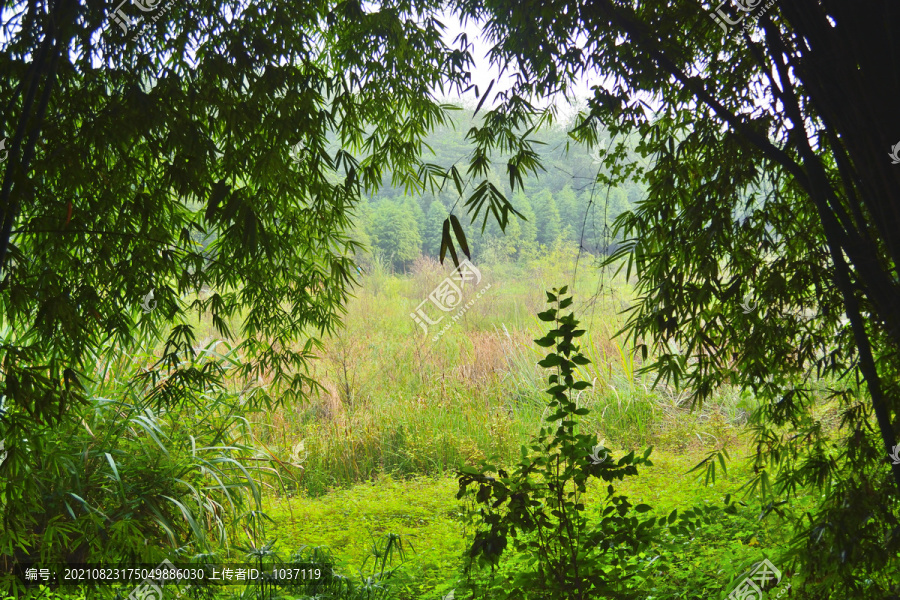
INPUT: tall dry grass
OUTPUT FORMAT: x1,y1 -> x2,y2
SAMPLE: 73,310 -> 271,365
248,257 -> 745,496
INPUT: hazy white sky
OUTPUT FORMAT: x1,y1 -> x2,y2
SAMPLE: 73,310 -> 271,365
440,12 -> 595,118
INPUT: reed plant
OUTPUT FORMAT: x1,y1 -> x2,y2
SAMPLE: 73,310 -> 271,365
248,257 -> 749,497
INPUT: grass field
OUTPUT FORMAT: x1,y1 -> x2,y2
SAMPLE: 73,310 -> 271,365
249,254 -> 752,498
259,449 -> 811,600
6,253 -> 830,600
231,254 -> 814,599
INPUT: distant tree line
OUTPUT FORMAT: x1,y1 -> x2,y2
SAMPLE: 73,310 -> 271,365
355,109 -> 647,270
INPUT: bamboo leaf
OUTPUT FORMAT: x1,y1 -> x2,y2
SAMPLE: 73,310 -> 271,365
449,214 -> 471,260
104,452 -> 126,501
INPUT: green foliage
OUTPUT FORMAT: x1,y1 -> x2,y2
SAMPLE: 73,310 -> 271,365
11,0 -> 894,597
251,259 -> 750,499
369,199 -> 423,270
532,189 -> 561,247
376,107 -> 648,264
2,0 -> 477,425
423,201 -> 447,258
261,456 -> 804,600
1,588 -> 86,600
455,287 -> 663,600
264,474 -> 468,598
1,0 -> 502,570
227,534 -> 416,600
0,336 -> 277,594
452,2 -> 900,598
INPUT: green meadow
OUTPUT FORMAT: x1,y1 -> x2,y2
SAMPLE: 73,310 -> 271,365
204,255 -> 822,599
2,253 -> 837,600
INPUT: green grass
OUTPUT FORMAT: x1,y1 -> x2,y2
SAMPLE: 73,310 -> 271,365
263,474 -> 467,599
259,441 -> 812,600
236,256 -> 826,599
8,254 -> 831,600
250,259 -> 747,497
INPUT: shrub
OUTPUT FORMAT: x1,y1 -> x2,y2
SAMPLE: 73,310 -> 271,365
455,287 -> 723,600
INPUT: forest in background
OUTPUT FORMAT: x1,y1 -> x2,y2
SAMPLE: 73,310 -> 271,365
353,109 -> 647,269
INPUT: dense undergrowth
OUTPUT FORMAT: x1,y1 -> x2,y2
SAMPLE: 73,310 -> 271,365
251,253 -> 757,499
2,254 -> 841,599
